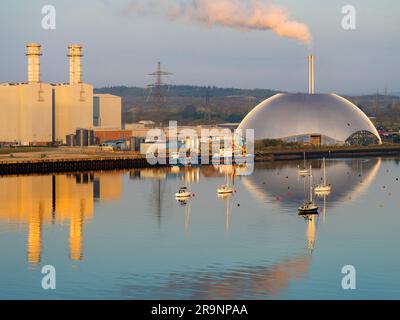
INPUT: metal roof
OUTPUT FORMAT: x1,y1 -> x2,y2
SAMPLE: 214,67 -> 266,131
237,93 -> 381,143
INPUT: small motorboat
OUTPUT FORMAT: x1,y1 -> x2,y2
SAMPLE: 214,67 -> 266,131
175,186 -> 192,199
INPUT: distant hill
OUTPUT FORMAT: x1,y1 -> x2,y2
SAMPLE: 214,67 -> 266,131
95,85 -> 281,99
95,85 -> 400,129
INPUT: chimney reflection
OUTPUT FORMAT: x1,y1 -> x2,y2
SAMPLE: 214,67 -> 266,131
0,172 -> 123,266
27,202 -> 43,266
69,200 -> 85,261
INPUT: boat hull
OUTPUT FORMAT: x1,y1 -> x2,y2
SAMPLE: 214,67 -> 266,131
298,207 -> 319,215
298,201 -> 319,215
298,170 -> 310,176
175,192 -> 192,198
315,186 -> 332,193
176,195 -> 191,199
217,190 -> 234,195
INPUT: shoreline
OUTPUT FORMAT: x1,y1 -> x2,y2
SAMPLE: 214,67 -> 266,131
1,146 -> 400,175
255,145 -> 400,161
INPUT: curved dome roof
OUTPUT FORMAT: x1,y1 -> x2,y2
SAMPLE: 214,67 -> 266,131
237,93 -> 381,143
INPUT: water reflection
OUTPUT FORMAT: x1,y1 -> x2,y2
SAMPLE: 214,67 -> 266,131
242,158 -> 381,208
119,217 -> 316,299
177,198 -> 192,237
0,159 -> 380,267
0,173 -> 122,266
0,158 -> 386,299
126,205 -> 318,299
218,194 -> 233,233
155,254 -> 312,299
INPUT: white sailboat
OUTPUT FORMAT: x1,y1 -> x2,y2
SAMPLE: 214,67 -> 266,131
314,158 -> 332,194
217,168 -> 235,195
175,172 -> 193,199
298,152 -> 310,176
175,186 -> 192,198
299,166 -> 319,215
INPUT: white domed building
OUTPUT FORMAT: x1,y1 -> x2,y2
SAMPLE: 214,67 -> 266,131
237,56 -> 381,146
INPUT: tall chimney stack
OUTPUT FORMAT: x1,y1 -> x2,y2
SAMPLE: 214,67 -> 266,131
308,54 -> 315,94
68,45 -> 83,85
26,43 -> 42,84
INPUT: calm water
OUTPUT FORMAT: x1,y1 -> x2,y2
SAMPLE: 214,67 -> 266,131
1,157 -> 400,300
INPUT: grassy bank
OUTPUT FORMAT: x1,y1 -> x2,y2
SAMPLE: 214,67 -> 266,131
254,140 -> 400,153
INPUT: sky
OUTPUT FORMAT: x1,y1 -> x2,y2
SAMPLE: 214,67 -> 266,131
0,0 -> 399,94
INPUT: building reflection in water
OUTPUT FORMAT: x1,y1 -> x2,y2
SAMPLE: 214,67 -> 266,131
241,158 -> 382,209
0,159 -> 382,298
0,172 -> 123,266
120,159 -> 380,299
120,227 -> 315,299
152,207 -> 318,299
130,167 -> 201,228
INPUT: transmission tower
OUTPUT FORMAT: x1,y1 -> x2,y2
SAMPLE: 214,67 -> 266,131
147,62 -> 173,107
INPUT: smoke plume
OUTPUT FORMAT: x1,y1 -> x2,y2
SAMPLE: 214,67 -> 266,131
127,0 -> 312,45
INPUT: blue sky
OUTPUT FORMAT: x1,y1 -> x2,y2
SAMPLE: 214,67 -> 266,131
0,0 -> 399,94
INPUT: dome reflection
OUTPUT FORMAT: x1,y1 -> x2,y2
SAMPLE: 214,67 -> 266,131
241,158 -> 381,208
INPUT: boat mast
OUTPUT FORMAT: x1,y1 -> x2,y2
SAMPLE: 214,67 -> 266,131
323,158 -> 326,185
309,165 -> 313,203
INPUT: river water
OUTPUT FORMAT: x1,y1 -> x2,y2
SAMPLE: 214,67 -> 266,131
1,157 -> 400,299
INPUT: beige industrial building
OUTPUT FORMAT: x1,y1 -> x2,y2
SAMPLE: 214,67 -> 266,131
54,83 -> 94,144
0,43 -> 121,146
0,44 -> 53,145
54,45 -> 94,144
94,94 -> 122,129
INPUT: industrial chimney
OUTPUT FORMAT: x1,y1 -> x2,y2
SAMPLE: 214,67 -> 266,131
26,43 -> 42,84
68,45 -> 83,85
308,54 -> 315,94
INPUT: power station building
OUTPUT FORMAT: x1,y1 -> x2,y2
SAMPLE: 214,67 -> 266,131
0,43 -> 121,146
0,44 -> 53,145
93,94 -> 122,129
237,55 -> 382,146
